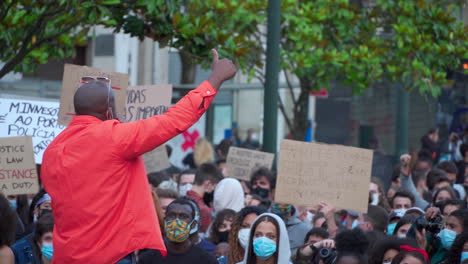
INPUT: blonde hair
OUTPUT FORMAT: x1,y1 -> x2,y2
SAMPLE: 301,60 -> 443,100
194,138 -> 215,167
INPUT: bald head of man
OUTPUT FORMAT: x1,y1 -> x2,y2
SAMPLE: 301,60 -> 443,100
73,81 -> 117,121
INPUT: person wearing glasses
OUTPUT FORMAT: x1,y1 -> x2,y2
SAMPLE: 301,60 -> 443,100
40,49 -> 237,264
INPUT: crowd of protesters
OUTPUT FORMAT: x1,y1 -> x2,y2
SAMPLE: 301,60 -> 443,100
1,126 -> 468,264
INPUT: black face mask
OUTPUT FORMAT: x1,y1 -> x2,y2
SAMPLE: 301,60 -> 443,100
203,192 -> 214,207
39,209 -> 52,218
217,231 -> 229,243
252,187 -> 270,199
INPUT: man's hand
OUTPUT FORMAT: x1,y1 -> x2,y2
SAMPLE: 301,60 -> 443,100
207,49 -> 237,90
313,239 -> 335,249
425,207 -> 440,220
400,154 -> 411,176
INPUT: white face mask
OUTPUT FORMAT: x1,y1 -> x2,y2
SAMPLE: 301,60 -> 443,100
238,228 -> 250,249
371,193 -> 380,205
179,183 -> 193,196
393,208 -> 407,217
383,262 -> 391,264
397,233 -> 406,239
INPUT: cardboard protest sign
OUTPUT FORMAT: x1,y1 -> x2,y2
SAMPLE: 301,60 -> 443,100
124,85 -> 172,122
0,136 -> 39,195
58,64 -> 128,126
143,145 -> 171,173
0,97 -> 65,163
275,139 -> 373,213
125,85 -> 173,172
225,147 -> 275,181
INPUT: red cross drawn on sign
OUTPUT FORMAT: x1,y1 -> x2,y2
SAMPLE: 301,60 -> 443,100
181,130 -> 200,152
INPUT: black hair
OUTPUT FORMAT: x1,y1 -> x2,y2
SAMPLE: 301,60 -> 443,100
0,193 -> 17,247
304,227 -> 329,243
28,189 -> 49,223
177,169 -> 196,185
245,215 -> 280,264
216,159 -> 226,166
441,199 -> 466,214
460,143 -> 468,158
228,206 -> 267,264
392,190 -> 415,207
392,166 -> 401,183
336,252 -> 368,264
417,150 -> 434,161
166,198 -> 197,220
426,169 -> 448,191
394,215 -> 418,235
216,139 -> 232,159
208,209 -> 236,244
444,232 -> 468,263
147,170 -> 172,188
368,237 -> 418,264
449,209 -> 468,232
437,161 -> 458,175
366,205 -> 389,233
193,163 -> 223,186
250,167 -> 276,189
335,228 -> 369,256
391,250 -> 429,264
33,212 -> 54,256
432,186 -> 457,205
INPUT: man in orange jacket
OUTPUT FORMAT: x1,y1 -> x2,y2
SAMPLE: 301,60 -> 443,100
41,49 -> 236,264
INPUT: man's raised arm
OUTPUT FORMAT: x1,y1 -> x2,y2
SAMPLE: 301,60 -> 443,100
112,49 -> 237,159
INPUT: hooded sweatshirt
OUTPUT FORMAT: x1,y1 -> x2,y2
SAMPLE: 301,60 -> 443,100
238,213 -> 291,264
214,178 -> 245,213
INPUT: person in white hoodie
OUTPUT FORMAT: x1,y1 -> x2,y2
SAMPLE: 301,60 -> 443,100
238,213 -> 291,264
214,178 -> 245,213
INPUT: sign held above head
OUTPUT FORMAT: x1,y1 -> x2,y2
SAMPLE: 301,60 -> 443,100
275,139 -> 373,213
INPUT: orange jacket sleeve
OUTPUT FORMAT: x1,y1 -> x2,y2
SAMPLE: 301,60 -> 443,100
110,81 -> 217,160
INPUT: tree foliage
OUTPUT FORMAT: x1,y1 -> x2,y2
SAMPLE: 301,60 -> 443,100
0,0 -> 120,79
107,0 -> 266,83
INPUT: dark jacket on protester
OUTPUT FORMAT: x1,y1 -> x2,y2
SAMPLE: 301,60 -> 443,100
11,232 -> 42,264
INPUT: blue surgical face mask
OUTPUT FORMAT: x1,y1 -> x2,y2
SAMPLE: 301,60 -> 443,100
461,252 -> 468,262
387,222 -> 397,235
9,199 -> 17,209
438,228 -> 457,249
41,242 -> 53,260
253,237 -> 277,259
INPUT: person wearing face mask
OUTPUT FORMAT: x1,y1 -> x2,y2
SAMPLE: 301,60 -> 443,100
208,209 -> 236,245
370,178 -> 392,212
12,213 -> 54,264
392,215 -> 418,239
177,169 -> 196,196
228,206 -> 267,264
250,167 -> 276,202
185,163 -> 224,234
415,209 -> 468,263
238,213 -> 291,264
139,198 -> 217,264
442,232 -> 468,264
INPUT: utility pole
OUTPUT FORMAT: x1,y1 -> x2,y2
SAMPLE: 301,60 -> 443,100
263,0 -> 281,155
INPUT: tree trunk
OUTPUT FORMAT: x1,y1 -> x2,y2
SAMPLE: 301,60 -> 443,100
290,77 -> 312,140
179,50 -> 197,84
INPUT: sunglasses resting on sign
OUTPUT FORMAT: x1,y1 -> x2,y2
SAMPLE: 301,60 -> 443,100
78,76 -> 126,122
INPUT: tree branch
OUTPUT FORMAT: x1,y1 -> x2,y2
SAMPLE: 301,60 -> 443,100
278,91 -> 294,135
0,0 -> 15,22
283,70 -> 297,105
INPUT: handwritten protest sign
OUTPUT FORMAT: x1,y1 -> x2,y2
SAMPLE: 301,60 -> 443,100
124,85 -> 172,122
58,64 -> 128,126
226,147 -> 275,181
125,85 -> 172,172
0,97 -> 64,163
0,136 -> 39,195
275,139 -> 373,213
